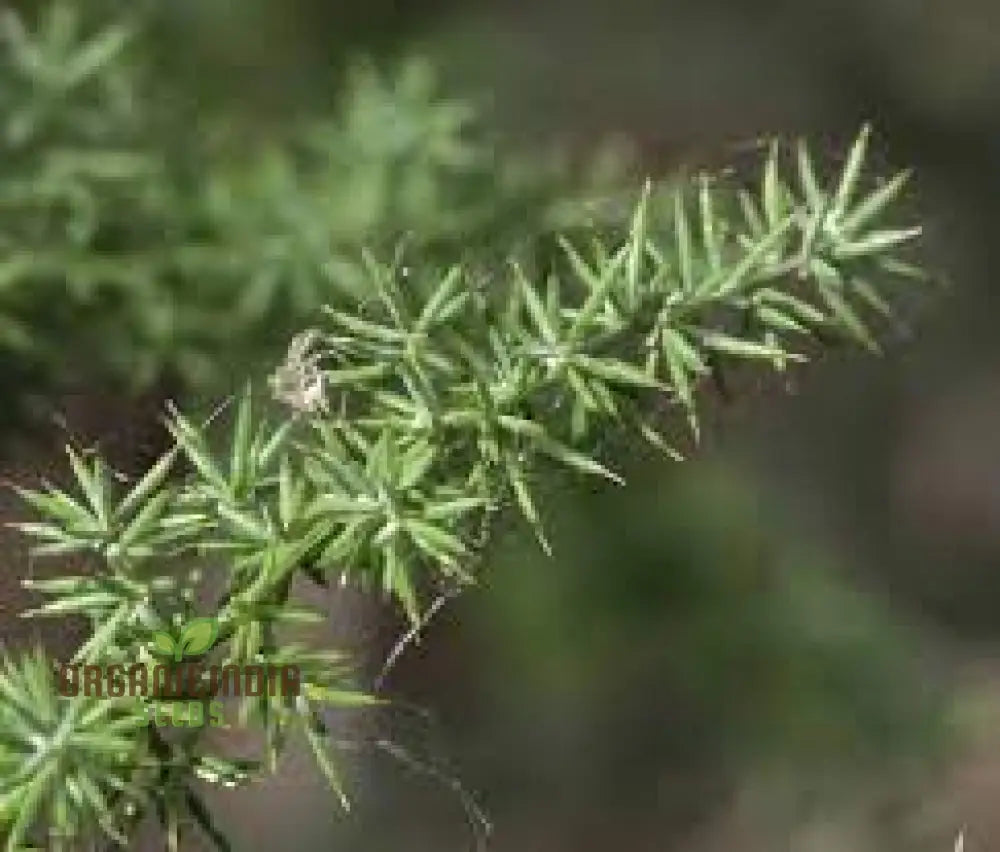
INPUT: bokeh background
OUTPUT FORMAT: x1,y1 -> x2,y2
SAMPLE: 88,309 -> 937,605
4,1 -> 1000,849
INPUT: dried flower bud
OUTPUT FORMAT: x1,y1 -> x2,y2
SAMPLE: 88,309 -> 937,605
269,329 -> 328,414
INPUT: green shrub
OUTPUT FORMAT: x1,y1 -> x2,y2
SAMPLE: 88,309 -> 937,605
0,108 -> 938,848
0,2 -> 632,423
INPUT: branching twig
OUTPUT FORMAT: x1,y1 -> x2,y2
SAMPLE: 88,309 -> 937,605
374,583 -> 467,694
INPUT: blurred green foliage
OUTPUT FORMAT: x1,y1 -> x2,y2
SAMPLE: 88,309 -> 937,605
480,457 -> 946,763
459,455 -> 948,835
0,0 -> 625,427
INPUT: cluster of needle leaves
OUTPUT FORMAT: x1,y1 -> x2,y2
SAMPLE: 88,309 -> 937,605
0,124 -> 934,850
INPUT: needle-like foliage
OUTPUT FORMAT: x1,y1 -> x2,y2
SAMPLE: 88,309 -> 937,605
0,112 -> 938,849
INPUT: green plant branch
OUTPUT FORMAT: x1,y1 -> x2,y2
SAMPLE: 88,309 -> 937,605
1,119 -> 939,851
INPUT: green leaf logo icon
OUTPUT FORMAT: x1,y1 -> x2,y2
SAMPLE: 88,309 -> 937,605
176,617 -> 218,661
150,631 -> 177,659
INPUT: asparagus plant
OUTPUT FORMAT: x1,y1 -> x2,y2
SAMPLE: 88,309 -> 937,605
0,124 -> 936,850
